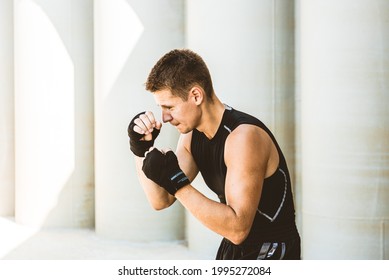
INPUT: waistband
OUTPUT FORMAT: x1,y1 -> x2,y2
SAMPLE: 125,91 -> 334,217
241,222 -> 300,246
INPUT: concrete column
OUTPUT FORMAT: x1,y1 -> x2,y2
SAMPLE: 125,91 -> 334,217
94,0 -> 185,242
186,0 -> 296,257
14,0 -> 94,228
0,0 -> 15,217
300,0 -> 389,259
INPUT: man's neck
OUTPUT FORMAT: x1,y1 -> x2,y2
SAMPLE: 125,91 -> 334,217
196,97 -> 226,139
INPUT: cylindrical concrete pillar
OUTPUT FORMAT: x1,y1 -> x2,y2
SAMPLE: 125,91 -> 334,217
14,0 -> 94,228
300,0 -> 389,259
0,0 -> 15,217
186,0 -> 296,257
94,0 -> 185,242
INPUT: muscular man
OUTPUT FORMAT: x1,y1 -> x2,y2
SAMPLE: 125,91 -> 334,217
128,49 -> 300,260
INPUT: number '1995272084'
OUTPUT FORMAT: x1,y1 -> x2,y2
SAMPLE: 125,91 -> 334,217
211,266 -> 271,276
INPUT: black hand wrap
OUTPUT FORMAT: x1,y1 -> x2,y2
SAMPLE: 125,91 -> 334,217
142,149 -> 190,196
128,112 -> 160,157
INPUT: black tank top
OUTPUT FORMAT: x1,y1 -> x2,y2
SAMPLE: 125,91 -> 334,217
191,105 -> 299,244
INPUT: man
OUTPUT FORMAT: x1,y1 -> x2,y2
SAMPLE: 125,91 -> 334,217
128,49 -> 300,260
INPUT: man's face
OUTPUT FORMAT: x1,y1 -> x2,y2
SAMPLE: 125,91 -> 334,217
153,89 -> 199,134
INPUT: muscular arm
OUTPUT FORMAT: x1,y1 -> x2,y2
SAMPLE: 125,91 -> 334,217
175,125 -> 277,245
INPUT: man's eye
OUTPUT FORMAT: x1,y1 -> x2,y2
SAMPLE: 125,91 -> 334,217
162,107 -> 173,112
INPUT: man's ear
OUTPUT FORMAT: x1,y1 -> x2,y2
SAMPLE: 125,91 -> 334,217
189,86 -> 204,105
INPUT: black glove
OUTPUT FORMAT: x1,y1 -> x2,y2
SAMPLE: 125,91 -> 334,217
128,112 -> 160,157
142,149 -> 190,196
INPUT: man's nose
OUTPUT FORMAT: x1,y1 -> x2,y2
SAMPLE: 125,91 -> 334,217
162,110 -> 173,123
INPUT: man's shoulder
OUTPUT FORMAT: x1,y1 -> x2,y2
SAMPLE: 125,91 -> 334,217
224,107 -> 264,132
227,124 -> 269,144
177,131 -> 193,151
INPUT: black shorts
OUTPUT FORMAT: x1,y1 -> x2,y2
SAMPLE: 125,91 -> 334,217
216,235 -> 301,260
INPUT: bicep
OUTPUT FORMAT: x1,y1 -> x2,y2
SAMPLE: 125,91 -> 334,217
176,133 -> 199,182
224,126 -> 271,222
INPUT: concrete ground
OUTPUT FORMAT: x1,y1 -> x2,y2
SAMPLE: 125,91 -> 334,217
0,217 -> 211,260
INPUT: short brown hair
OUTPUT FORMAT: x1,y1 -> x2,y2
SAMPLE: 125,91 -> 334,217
145,49 -> 214,100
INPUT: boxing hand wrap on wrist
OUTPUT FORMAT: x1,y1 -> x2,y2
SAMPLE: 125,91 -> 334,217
127,112 -> 160,157
142,149 -> 190,196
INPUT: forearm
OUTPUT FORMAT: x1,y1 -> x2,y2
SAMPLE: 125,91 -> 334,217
137,143 -> 251,244
135,156 -> 176,210
175,185 -> 251,245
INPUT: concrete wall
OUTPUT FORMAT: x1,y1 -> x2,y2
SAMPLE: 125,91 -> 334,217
14,0 -> 94,228
299,0 -> 389,259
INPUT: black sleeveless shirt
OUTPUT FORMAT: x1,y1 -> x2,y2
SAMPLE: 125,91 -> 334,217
191,105 -> 299,244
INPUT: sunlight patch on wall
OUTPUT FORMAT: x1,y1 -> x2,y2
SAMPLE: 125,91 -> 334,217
95,0 -> 144,100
